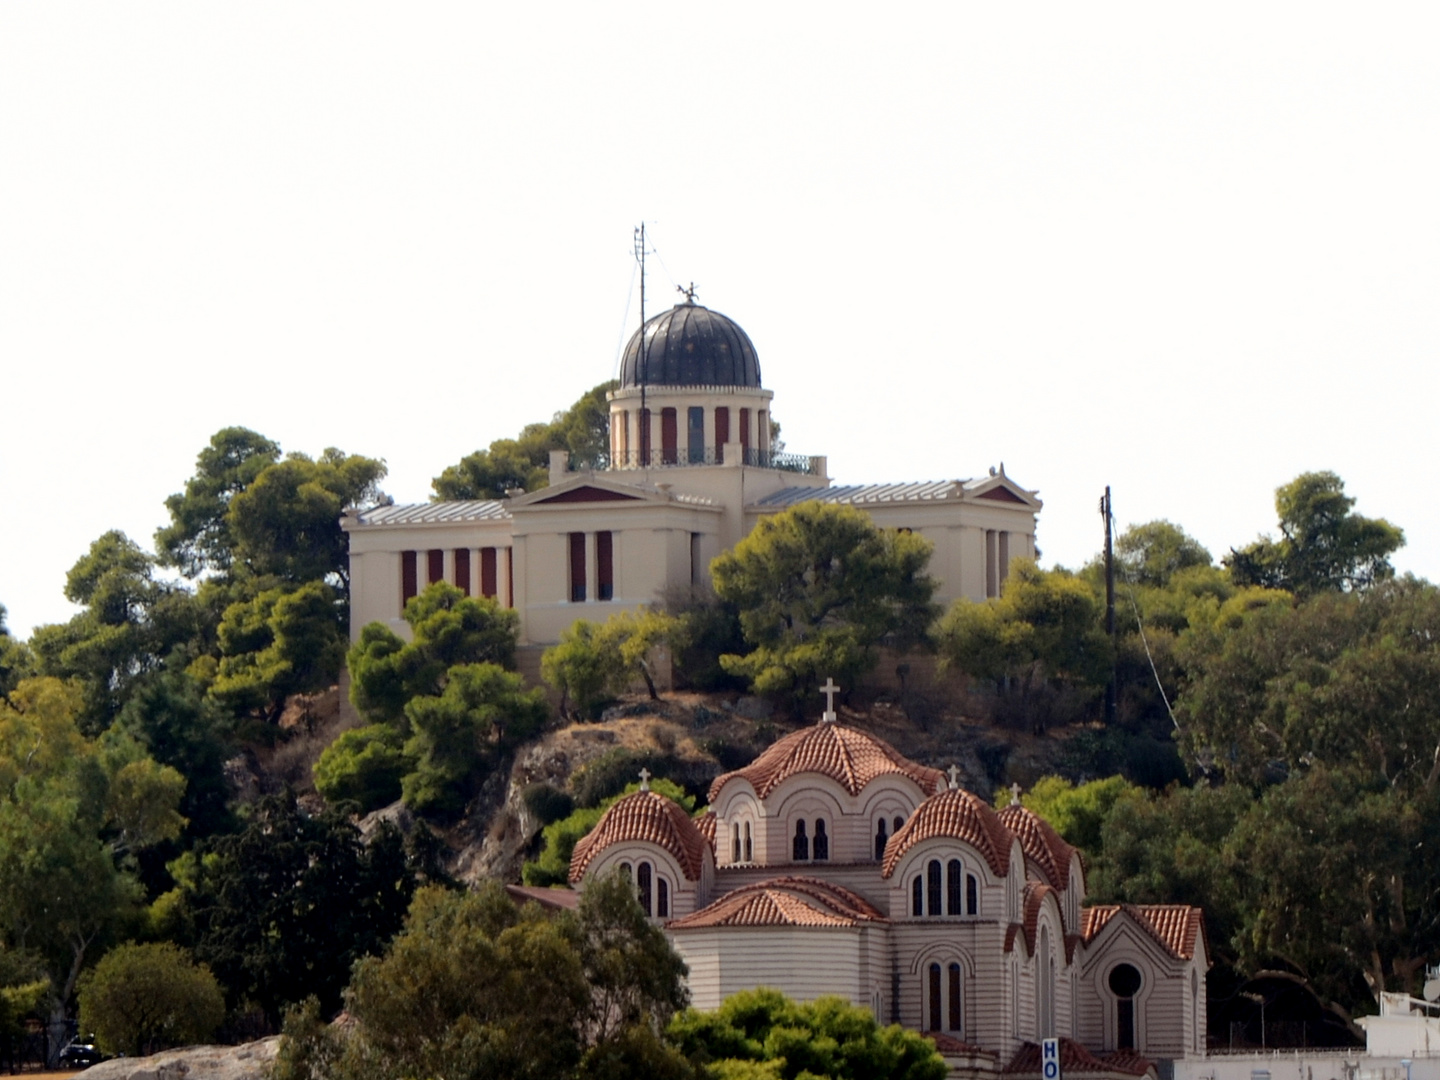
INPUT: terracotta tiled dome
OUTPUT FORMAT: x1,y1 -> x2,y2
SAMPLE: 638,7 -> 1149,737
709,723 -> 945,802
880,787 -> 1014,879
998,802 -> 1078,891
568,791 -> 709,885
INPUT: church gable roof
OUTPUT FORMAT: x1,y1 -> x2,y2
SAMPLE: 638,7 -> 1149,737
668,876 -> 885,930
568,791 -> 708,884
1081,904 -> 1206,962
881,787 -> 1013,879
997,803 -> 1078,891
708,722 -> 944,803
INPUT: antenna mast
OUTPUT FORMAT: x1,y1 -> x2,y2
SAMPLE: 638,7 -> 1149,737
1101,486 -> 1117,725
633,224 -> 648,463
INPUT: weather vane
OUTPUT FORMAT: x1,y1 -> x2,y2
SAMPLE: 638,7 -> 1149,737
677,282 -> 699,304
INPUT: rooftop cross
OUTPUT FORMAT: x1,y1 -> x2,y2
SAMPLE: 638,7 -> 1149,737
819,677 -> 840,723
639,768 -> 652,792
1009,781 -> 1022,806
948,764 -> 962,791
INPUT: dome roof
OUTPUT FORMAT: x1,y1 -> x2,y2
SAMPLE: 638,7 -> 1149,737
568,790 -> 709,884
708,722 -> 945,803
881,787 -> 1014,879
997,802 -> 1078,891
619,303 -> 761,389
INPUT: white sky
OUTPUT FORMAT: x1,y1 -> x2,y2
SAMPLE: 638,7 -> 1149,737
2,3 -> 1437,638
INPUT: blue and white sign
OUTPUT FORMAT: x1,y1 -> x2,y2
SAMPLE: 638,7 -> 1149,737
1041,1037 -> 1061,1080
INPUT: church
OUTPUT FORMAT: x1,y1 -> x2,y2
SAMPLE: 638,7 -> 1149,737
341,300 -> 1044,654
565,707 -> 1209,1080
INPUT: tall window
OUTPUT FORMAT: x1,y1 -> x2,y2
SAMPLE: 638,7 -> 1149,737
967,874 -> 979,916
912,877 -> 923,917
927,860 -> 942,917
597,531 -> 613,600
569,532 -> 586,602
947,860 -> 963,915
657,878 -> 669,918
401,550 -> 418,604
639,407 -> 652,461
427,549 -> 444,584
732,823 -> 741,864
661,408 -> 678,464
743,821 -> 752,862
687,406 -> 704,463
813,819 -> 829,861
714,406 -> 730,462
928,963 -> 942,1032
480,547 -> 498,598
875,819 -> 888,861
637,861 -> 652,917
893,815 -> 904,834
793,820 -> 809,861
948,963 -> 963,1033
1110,964 -> 1142,1050
454,549 -> 471,594
739,407 -> 751,454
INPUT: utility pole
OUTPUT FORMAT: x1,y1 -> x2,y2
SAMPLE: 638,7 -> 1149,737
633,224 -> 648,463
1102,486 -> 1116,725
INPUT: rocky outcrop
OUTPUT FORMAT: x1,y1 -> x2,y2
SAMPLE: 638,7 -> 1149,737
77,1037 -> 279,1080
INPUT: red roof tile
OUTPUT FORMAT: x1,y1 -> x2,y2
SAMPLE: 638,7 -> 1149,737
998,803 -> 1078,891
504,884 -> 580,912
1081,904 -> 1206,961
695,809 -> 717,853
668,876 -> 886,930
568,791 -> 709,884
881,788 -> 1013,879
928,1033 -> 997,1058
709,722 -> 944,802
1005,1038 -> 1154,1077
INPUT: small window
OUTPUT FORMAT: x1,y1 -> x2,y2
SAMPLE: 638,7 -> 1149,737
948,963 -> 962,1032
657,878 -> 669,918
597,531 -> 614,600
813,819 -> 829,861
619,862 -> 632,881
793,820 -> 809,861
743,821 -> 752,863
569,532 -> 586,602
687,406 -> 705,463
927,860 -> 942,917
928,963 -> 942,1032
875,818 -> 888,861
401,550 -> 418,604
428,548 -> 444,584
912,877 -> 923,917
947,860 -> 962,916
966,874 -> 978,916
893,815 -> 904,834
637,861 -> 652,917
732,823 -> 741,864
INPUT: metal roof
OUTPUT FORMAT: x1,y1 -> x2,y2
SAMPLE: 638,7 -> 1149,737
619,303 -> 761,389
351,500 -> 511,526
753,481 -> 968,507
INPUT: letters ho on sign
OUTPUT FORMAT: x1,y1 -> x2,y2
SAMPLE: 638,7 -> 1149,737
1041,1037 -> 1061,1080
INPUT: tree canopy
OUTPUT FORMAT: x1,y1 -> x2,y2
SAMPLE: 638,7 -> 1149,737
711,502 -> 937,705
77,942 -> 225,1057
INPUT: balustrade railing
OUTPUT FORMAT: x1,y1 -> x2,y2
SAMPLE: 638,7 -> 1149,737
589,447 -> 820,475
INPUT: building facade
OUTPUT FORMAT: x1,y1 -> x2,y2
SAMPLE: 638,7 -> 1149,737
568,719 -> 1209,1080
342,301 -> 1044,648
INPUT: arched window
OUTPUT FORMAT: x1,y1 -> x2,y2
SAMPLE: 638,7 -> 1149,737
946,860 -> 962,915
657,878 -> 669,918
875,818 -> 888,861
927,860 -> 942,917
966,874 -> 978,916
1038,926 -> 1055,1037
813,819 -> 829,861
793,820 -> 809,861
912,877 -> 923,917
1191,969 -> 1199,1052
928,963 -> 942,1032
619,861 -> 632,881
637,861 -> 653,917
1109,963 -> 1142,1050
948,963 -> 962,1033
732,823 -> 741,864
893,815 -> 904,834
743,821 -> 752,863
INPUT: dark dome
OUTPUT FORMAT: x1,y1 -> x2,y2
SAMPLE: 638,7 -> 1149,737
619,303 -> 761,389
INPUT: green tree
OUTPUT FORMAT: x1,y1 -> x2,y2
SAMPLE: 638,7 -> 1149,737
1015,775 -> 1142,863
542,620 -> 622,721
431,382 -> 617,500
0,947 -> 48,1066
0,679 -> 186,1011
668,987 -> 947,1080
1225,471 -> 1404,595
711,502 -> 938,706
934,560 -> 1113,725
313,724 -> 410,813
228,448 -> 388,596
210,581 -> 347,722
77,942 -> 224,1057
182,793 -> 436,1024
1115,520 -> 1214,589
0,605 -> 33,700
400,663 -> 550,817
155,427 -> 282,578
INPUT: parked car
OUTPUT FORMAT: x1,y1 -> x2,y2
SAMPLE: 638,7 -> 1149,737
58,1040 -> 107,1068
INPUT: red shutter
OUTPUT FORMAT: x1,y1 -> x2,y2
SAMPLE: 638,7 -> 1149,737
454,549 -> 471,595
597,531 -> 613,600
661,409 -> 678,465
480,547 -> 497,598
401,551 -> 418,604
714,407 -> 730,463
569,533 -> 586,602
427,549 -> 444,584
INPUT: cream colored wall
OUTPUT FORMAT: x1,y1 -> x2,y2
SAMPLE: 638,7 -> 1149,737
1076,920 -> 1196,1058
670,926 -> 874,1012
582,843 -> 702,920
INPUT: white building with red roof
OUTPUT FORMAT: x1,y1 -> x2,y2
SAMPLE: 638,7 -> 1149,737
567,718 -> 1209,1080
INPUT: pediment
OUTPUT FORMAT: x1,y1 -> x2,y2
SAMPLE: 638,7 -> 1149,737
509,475 -> 671,509
965,472 -> 1042,510
529,484 -> 643,504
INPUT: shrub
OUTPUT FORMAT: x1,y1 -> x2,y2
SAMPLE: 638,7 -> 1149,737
77,942 -> 225,1057
314,723 -> 411,812
522,782 -> 575,825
